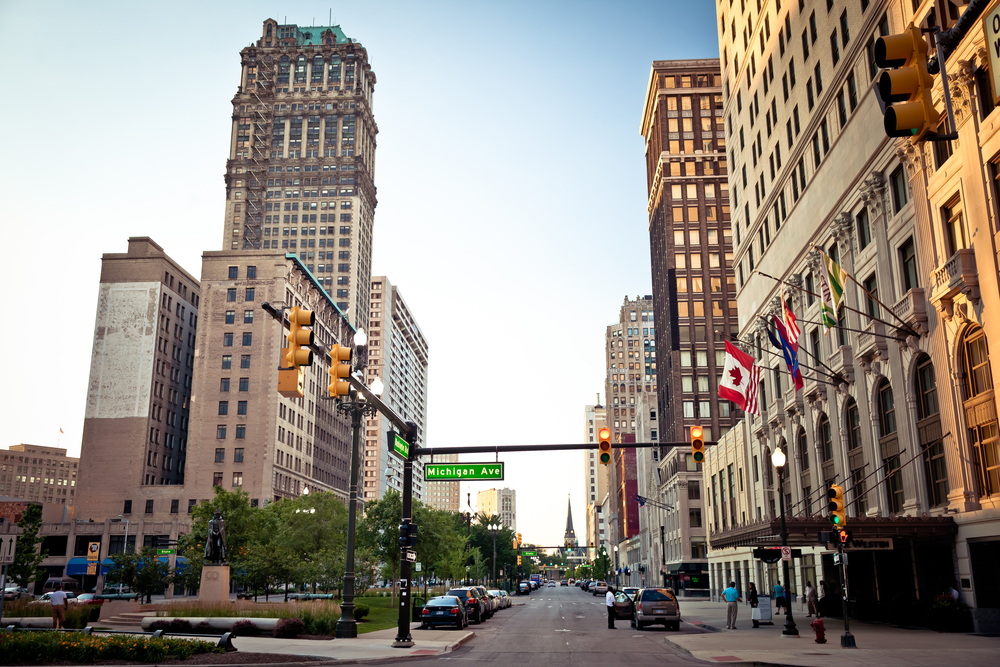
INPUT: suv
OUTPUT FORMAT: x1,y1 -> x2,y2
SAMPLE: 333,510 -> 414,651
632,587 -> 681,630
592,581 -> 608,596
470,585 -> 495,618
444,587 -> 487,624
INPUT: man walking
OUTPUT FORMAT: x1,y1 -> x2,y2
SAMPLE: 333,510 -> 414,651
49,583 -> 68,629
806,581 -> 819,617
606,587 -> 617,629
723,581 -> 742,630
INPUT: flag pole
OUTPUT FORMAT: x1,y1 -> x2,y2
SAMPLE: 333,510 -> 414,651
724,330 -> 844,387
793,317 -> 907,342
752,316 -> 846,382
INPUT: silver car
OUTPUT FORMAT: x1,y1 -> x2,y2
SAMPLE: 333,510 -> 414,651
632,587 -> 681,630
591,581 -> 608,596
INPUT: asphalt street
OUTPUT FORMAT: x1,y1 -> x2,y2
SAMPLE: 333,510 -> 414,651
378,586 -> 710,666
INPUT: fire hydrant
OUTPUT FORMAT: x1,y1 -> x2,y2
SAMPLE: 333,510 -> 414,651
810,617 -> 827,644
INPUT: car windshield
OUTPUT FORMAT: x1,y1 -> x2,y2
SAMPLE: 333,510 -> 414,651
426,597 -> 459,607
640,589 -> 675,602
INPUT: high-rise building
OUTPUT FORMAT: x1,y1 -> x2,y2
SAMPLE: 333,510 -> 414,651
476,488 -> 516,530
225,19 -> 377,332
640,58 -> 740,446
706,0 -> 1000,627
76,238 -> 200,521
363,277 -> 429,501
583,400 -> 608,551
604,295 -> 655,545
425,452 -> 460,512
1,445 -> 79,509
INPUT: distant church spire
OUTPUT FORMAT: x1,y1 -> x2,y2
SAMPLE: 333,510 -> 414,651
564,495 -> 576,548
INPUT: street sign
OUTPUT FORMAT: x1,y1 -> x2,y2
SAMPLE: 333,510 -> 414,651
984,2 -> 1000,106
414,562 -> 422,572
391,431 -> 410,460
156,549 -> 176,556
87,564 -> 97,576
0,536 -> 16,565
405,550 -> 416,562
424,462 -> 504,481
87,542 -> 101,561
781,546 -> 791,562
520,550 -> 537,556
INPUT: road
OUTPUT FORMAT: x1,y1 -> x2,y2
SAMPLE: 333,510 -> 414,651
384,586 -> 710,666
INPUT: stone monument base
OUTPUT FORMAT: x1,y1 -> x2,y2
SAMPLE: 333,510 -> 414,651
198,563 -> 230,603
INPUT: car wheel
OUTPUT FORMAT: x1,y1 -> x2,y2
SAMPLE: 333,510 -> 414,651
671,621 -> 680,631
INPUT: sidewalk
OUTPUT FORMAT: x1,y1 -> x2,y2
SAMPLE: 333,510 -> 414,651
672,600 -> 1000,667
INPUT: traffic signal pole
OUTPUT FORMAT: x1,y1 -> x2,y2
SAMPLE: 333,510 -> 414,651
838,537 -> 855,648
393,449 -> 415,648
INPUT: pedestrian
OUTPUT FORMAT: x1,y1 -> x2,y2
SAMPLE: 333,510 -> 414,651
806,581 -> 819,617
747,582 -> 760,628
723,580 -> 742,630
772,581 -> 785,614
50,583 -> 68,630
606,586 -> 617,629
818,579 -> 827,618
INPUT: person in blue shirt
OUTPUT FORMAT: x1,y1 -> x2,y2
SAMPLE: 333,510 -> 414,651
773,582 -> 786,614
723,581 -> 742,629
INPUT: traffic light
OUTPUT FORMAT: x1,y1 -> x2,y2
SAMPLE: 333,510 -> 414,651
828,484 -> 846,527
285,307 -> 315,369
398,521 -> 418,549
691,425 -> 705,463
328,344 -> 352,397
517,533 -> 522,546
598,427 -> 612,464
517,555 -> 522,566
875,25 -> 940,140
513,538 -> 518,550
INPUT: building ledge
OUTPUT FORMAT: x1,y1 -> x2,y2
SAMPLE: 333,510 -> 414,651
891,288 -> 929,336
930,249 -> 980,320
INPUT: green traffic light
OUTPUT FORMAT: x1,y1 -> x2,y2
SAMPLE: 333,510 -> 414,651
599,452 -> 611,464
693,452 -> 704,462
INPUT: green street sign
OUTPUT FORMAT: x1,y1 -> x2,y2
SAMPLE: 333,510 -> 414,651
156,549 -> 175,555
424,462 -> 504,481
392,432 -> 410,459
520,550 -> 537,556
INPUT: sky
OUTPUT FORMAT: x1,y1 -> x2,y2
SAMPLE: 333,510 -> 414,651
0,0 -> 720,549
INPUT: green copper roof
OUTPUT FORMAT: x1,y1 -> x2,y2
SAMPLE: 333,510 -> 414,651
281,24 -> 351,46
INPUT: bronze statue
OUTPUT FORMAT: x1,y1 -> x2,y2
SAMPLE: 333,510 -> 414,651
204,510 -> 228,563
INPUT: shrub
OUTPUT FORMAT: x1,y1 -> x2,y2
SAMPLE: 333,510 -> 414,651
193,621 -> 215,632
353,604 -> 370,621
274,617 -> 305,638
147,620 -> 172,632
167,618 -> 193,633
231,619 -> 259,636
0,630 -> 224,664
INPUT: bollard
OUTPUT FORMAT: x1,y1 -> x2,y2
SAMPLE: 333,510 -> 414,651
810,617 -> 827,644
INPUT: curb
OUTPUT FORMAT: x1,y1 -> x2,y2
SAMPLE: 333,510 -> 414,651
665,636 -> 801,667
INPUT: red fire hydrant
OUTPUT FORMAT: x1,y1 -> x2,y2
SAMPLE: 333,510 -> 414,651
810,617 -> 827,643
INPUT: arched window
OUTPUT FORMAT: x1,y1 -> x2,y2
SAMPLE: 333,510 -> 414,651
294,55 -> 307,83
846,399 -> 862,450
844,398 -> 867,515
962,326 -> 999,498
311,55 -> 324,83
798,428 -> 809,471
877,380 -> 896,437
916,354 -> 948,506
876,379 -> 904,513
819,414 -> 832,462
277,56 -> 290,84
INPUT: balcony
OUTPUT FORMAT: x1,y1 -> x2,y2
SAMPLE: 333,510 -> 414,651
826,345 -> 855,385
856,320 -> 889,362
784,385 -> 804,416
767,396 -> 785,429
891,288 -> 929,335
930,249 -> 979,320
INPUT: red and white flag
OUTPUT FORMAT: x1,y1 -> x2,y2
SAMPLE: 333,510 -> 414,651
718,340 -> 761,415
781,288 -> 800,347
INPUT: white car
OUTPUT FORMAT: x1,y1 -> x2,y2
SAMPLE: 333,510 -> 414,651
547,581 -> 556,587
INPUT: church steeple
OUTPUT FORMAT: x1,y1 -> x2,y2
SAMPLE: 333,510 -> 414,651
564,495 -> 576,548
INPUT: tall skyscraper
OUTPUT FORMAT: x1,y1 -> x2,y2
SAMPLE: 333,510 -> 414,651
604,296 -> 655,545
583,400 -> 608,551
475,488 -> 516,530
225,19 -> 377,331
640,59 -> 740,445
76,238 -> 201,521
363,277 -> 429,502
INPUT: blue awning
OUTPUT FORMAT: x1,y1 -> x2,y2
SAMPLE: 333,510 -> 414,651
66,557 -> 112,576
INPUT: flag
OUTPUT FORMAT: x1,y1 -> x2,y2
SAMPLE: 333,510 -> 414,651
816,248 -> 849,331
718,340 -> 761,415
769,316 -> 804,391
59,428 -> 64,434
781,289 -> 800,346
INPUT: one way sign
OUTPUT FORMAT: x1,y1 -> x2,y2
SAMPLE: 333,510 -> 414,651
0,535 -> 16,565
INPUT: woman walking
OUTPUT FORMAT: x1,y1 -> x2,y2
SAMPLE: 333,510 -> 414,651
747,582 -> 760,628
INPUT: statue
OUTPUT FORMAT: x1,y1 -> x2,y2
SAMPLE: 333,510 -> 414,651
204,511 -> 228,563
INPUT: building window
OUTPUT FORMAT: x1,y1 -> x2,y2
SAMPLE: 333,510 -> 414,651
225,310 -> 235,324
226,288 -> 236,302
890,166 -> 908,213
245,288 -> 255,301
237,401 -> 247,415
900,238 -> 918,291
857,209 -> 871,250
798,428 -> 809,471
236,425 -> 246,439
170,499 -> 179,514
188,499 -> 197,514
145,500 -> 154,514
846,399 -> 862,450
215,447 -> 225,463
246,266 -> 257,279
863,273 -> 879,321
820,414 -> 833,462
239,377 -> 250,392
233,472 -> 243,488
244,310 -> 254,324
223,333 -> 233,347
123,500 -> 132,514
242,332 -> 253,346
216,425 -> 227,439
234,448 -> 245,463
222,355 -> 232,369
213,472 -> 223,487
942,196 -> 968,256
228,266 -> 238,279
241,355 -> 251,369
965,328 -> 999,498
878,380 -> 897,437
220,378 -> 230,392
218,401 -> 228,416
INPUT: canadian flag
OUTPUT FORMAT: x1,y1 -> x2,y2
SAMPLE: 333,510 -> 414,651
718,340 -> 761,415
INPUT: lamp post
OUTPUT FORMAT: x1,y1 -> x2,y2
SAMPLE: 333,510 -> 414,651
334,328 -> 379,639
771,447 -> 799,637
613,545 -> 619,589
487,523 -> 501,588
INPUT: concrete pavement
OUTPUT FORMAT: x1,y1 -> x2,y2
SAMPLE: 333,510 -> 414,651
670,599 -> 1000,667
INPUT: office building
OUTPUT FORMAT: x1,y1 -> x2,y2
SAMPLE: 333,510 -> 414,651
0,445 -> 79,511
425,452 -> 460,512
363,277 -> 429,501
476,488 -> 516,530
640,58 -> 741,446
75,238 -> 200,521
709,0 -> 1000,630
583,400 -> 609,551
224,19 -> 377,332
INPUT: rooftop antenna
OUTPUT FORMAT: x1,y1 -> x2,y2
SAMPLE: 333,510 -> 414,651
329,8 -> 332,24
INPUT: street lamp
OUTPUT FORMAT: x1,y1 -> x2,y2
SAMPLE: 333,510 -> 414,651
333,327 -> 379,639
771,446 -> 799,637
487,523 -> 501,589
613,545 -> 619,589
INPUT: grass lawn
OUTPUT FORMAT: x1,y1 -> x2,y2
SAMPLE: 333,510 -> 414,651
356,594 -> 401,634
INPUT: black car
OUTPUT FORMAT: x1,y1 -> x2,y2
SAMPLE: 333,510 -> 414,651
445,587 -> 487,624
420,595 -> 468,629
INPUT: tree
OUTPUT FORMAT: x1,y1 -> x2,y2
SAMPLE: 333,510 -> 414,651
593,547 -> 613,582
358,490 -> 402,607
105,548 -> 173,603
8,504 -> 47,589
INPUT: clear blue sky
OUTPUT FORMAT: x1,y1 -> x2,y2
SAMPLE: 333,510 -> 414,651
0,0 -> 719,548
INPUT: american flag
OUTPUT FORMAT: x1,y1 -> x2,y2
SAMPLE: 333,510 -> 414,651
781,288 -> 800,347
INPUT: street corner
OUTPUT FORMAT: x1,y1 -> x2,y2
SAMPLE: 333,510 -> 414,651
444,629 -> 476,652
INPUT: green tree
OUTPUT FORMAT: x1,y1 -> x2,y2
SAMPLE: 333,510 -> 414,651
358,490 -> 403,606
7,504 -> 47,589
105,548 -> 173,603
593,547 -> 613,582
271,491 -> 348,598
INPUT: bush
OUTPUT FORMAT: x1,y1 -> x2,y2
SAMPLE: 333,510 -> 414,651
231,619 -> 259,636
353,603 -> 370,621
147,620 -> 171,632
193,621 -> 215,632
274,617 -> 305,638
0,630 -> 224,664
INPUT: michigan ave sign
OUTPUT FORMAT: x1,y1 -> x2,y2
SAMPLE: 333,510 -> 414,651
424,462 -> 505,481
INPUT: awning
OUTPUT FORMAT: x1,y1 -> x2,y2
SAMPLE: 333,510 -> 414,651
708,515 -> 958,550
665,562 -> 708,574
66,558 -> 112,576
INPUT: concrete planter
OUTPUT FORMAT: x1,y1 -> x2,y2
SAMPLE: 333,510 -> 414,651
2,617 -> 55,628
139,616 -> 281,632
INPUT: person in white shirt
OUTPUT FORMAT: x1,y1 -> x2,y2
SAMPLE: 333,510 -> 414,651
49,584 -> 68,629
606,588 -> 617,629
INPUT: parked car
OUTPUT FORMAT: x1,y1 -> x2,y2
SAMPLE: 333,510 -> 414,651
622,587 -> 639,599
487,590 -> 509,609
499,590 -> 512,607
468,585 -> 495,618
632,587 -> 681,630
518,581 -> 531,595
612,591 -> 636,619
419,595 -> 468,629
32,592 -> 77,604
70,593 -> 105,606
592,581 -> 608,596
42,576 -> 82,596
444,587 -> 487,624
3,587 -> 31,600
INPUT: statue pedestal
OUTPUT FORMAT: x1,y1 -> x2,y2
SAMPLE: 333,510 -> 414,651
198,563 -> 230,602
